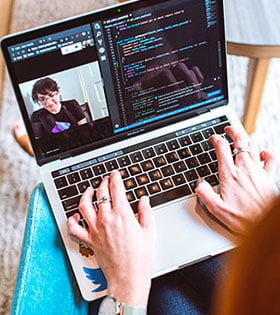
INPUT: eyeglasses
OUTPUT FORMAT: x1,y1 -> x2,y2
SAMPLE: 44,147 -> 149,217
37,91 -> 59,104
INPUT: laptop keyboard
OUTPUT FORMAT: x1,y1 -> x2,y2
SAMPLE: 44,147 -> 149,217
52,116 -> 233,227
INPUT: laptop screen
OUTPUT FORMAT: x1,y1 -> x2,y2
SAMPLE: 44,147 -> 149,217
2,0 -> 228,165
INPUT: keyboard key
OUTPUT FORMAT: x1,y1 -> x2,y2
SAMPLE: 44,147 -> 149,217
90,177 -> 102,188
128,164 -> 142,176
126,191 -> 136,203
80,168 -> 93,180
189,144 -> 203,155
173,161 -> 187,173
209,161 -> 218,173
202,128 -> 214,139
67,172 -> 81,184
58,186 -> 78,200
161,165 -> 175,177
214,122 -> 230,134
166,139 -> 179,150
124,178 -> 137,190
62,196 -> 81,211
201,140 -> 213,151
185,157 -> 199,168
105,160 -> 118,172
197,153 -> 211,165
119,168 -> 129,179
141,160 -> 154,171
159,178 -> 174,190
154,143 -> 168,154
142,147 -> 155,159
118,156 -> 131,167
78,181 -> 90,193
136,174 -> 150,185
179,135 -> 191,147
65,209 -> 81,219
165,152 -> 179,163
190,132 -> 203,142
172,174 -> 186,186
150,186 -> 191,207
93,164 -> 106,176
148,170 -> 162,181
205,175 -> 219,186
196,165 -> 211,177
134,187 -> 148,199
54,176 -> 67,189
130,152 -> 144,163
209,150 -> 217,161
147,182 -> 161,195
177,148 -> 191,159
153,156 -> 167,167
189,181 -> 198,192
184,170 -> 198,182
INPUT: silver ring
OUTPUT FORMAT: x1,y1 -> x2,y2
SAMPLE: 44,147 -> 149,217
232,147 -> 251,157
96,195 -> 112,205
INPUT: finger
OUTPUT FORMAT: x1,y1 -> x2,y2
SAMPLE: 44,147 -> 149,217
96,175 -> 112,212
224,125 -> 257,164
137,195 -> 155,231
210,134 -> 235,170
195,180 -> 227,222
260,150 -> 279,176
79,187 -> 97,226
224,125 -> 249,147
67,213 -> 90,244
109,170 -> 130,211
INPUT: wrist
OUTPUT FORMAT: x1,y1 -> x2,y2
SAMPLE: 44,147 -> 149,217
107,278 -> 151,308
98,295 -> 147,315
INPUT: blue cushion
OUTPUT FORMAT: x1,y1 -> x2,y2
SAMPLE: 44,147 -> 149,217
11,183 -> 88,315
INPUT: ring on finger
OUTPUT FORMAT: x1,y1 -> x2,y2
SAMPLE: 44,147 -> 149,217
232,147 -> 251,157
96,195 -> 112,205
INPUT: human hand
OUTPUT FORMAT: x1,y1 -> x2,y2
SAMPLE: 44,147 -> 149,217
195,125 -> 278,235
67,170 -> 155,307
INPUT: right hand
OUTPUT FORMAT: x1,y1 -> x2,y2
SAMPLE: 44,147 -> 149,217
195,125 -> 278,234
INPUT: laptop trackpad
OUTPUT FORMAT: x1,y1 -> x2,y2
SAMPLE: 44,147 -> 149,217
151,196 -> 237,277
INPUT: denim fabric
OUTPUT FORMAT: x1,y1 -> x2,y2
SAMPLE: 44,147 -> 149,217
11,183 -> 88,315
89,254 -> 230,315
147,253 -> 229,315
11,183 -> 229,315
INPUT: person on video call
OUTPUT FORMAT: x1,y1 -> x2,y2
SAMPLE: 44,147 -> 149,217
30,77 -> 87,138
67,125 -> 279,315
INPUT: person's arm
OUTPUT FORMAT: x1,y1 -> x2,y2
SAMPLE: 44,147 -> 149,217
195,125 -> 278,234
67,170 -> 155,308
66,99 -> 87,126
77,117 -> 87,125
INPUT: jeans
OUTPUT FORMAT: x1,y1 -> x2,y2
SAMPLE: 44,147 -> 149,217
89,252 -> 230,315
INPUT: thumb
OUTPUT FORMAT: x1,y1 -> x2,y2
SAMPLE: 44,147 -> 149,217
195,179 -> 222,217
260,150 -> 279,176
137,196 -> 155,232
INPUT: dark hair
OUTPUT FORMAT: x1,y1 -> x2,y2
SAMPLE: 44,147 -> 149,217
32,77 -> 60,101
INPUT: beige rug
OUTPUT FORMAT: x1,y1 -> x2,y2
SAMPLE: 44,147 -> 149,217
0,1 -> 280,314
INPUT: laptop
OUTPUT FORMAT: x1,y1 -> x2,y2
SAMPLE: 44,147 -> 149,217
1,0 -> 241,301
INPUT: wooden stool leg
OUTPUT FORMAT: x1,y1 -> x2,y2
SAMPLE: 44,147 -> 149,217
242,57 -> 270,134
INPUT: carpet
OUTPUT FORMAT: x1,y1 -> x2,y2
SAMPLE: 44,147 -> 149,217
0,0 -> 279,314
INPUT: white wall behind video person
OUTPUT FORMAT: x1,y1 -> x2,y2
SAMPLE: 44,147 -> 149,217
19,62 -> 109,121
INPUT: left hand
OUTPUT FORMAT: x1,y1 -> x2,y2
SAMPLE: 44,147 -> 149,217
67,170 -> 155,307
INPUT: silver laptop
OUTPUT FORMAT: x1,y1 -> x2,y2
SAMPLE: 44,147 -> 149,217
1,0 -> 240,301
